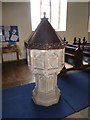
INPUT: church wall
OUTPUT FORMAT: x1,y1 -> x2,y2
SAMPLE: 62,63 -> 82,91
58,2 -> 88,44
0,2 -> 2,114
2,2 -> 89,61
88,1 -> 90,42
2,2 -> 32,61
0,2 -> 2,25
88,33 -> 90,42
0,2 -> 2,63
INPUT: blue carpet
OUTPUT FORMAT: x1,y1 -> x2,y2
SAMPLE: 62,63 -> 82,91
2,69 -> 90,118
58,69 -> 90,112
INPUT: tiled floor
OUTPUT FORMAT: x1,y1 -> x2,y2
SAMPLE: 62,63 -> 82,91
2,60 -> 89,119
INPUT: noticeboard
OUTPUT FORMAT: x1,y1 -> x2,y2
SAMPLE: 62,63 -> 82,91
0,26 -> 19,42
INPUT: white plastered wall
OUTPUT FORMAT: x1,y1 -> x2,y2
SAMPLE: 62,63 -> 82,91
0,2 -> 2,63
88,1 -> 90,42
58,2 -> 88,43
2,2 -> 32,61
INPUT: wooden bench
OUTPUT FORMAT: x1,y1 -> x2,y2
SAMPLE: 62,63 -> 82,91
65,44 -> 83,67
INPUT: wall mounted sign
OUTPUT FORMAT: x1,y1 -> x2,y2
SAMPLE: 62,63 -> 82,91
0,26 -> 19,42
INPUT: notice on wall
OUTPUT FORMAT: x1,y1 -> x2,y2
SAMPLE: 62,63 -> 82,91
10,34 -> 19,41
4,30 -> 10,37
4,26 -> 10,31
0,26 -> 19,42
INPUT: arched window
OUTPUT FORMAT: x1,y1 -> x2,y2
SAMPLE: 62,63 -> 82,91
30,0 -> 67,31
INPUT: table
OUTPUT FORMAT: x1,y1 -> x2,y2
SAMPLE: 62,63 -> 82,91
2,45 -> 19,62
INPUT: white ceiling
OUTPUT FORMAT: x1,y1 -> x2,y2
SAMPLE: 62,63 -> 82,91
1,0 -> 90,2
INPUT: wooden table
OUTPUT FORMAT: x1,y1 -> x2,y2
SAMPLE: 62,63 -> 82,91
2,45 -> 19,62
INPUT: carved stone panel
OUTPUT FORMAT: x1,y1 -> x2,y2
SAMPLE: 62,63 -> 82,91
35,74 -> 46,92
47,74 -> 55,91
47,53 -> 59,70
33,52 -> 45,69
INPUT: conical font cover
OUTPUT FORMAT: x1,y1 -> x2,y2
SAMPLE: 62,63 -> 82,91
26,16 -> 64,50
